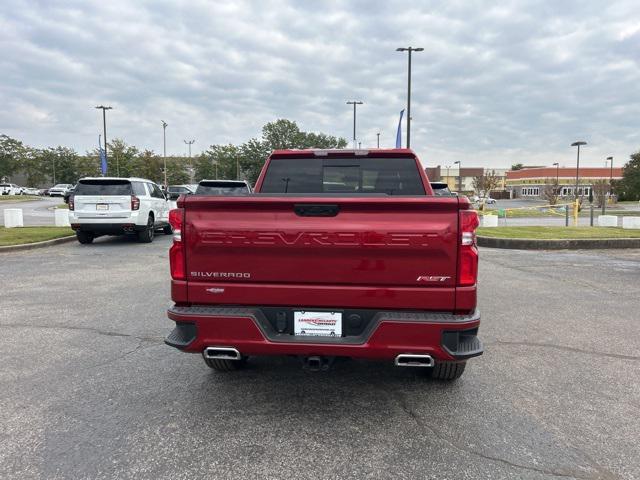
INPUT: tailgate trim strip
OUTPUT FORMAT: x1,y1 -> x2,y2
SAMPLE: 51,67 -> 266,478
168,306 -> 480,345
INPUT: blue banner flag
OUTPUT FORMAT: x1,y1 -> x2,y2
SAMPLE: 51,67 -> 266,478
395,109 -> 404,148
98,135 -> 107,175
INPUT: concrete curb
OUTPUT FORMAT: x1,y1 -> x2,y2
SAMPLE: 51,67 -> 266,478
478,235 -> 640,250
0,235 -> 76,253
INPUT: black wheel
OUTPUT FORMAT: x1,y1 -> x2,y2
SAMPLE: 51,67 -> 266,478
163,224 -> 173,235
137,215 -> 155,243
204,357 -> 247,372
427,361 -> 466,381
76,231 -> 94,244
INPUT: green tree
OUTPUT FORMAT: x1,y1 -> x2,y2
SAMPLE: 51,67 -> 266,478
239,138 -> 270,184
618,151 -> 640,200
165,157 -> 190,185
76,153 -> 101,179
298,131 -> 348,149
261,119 -> 302,150
511,163 -> 524,171
132,150 -> 163,183
0,134 -> 28,180
107,139 -> 139,178
195,144 -> 241,181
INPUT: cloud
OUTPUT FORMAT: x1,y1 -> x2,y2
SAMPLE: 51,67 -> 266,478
0,0 -> 639,167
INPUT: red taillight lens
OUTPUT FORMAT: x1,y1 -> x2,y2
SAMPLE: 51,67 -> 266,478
169,208 -> 185,280
131,195 -> 140,210
68,197 -> 74,211
457,210 -> 479,287
169,208 -> 183,232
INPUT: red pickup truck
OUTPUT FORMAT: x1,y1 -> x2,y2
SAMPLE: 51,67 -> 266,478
165,149 -> 482,380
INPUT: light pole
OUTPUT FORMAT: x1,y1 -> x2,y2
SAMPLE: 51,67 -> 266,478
162,120 -> 168,187
446,165 -> 451,189
571,141 -> 586,199
454,160 -> 461,193
606,156 -> 613,197
184,139 -> 195,183
346,100 -> 363,149
552,162 -> 559,186
95,105 -> 112,161
377,132 -> 380,148
396,46 -> 423,148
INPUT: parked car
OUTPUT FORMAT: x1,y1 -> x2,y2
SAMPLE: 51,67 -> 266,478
68,177 -> 171,244
63,185 -> 76,204
194,179 -> 252,195
430,182 -> 456,196
48,184 -> 73,197
0,183 -> 21,195
165,149 -> 482,380
23,187 -> 40,195
166,184 -> 195,200
472,195 -> 496,205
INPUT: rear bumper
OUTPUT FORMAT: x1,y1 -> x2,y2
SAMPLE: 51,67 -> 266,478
165,306 -> 482,361
70,222 -> 146,234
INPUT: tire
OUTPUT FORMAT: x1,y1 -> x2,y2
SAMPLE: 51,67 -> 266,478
427,361 -> 466,381
76,231 -> 94,244
163,224 -> 173,235
137,215 -> 155,243
204,357 -> 247,372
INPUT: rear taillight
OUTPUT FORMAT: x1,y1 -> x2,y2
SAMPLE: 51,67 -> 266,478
169,208 -> 185,280
68,197 -> 74,211
457,210 -> 479,287
131,195 -> 140,210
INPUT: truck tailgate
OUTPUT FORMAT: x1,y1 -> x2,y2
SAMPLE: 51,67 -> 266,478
182,196 -> 460,310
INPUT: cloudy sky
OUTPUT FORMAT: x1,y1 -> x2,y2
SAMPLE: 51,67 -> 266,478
1,0 -> 639,167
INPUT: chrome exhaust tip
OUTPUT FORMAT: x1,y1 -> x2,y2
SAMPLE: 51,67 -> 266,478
203,346 -> 241,361
394,354 -> 435,367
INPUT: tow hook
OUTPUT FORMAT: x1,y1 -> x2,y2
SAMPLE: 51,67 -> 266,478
302,356 -> 333,372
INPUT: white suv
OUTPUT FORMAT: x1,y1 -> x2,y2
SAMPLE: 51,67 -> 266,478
0,183 -> 21,195
69,177 -> 171,244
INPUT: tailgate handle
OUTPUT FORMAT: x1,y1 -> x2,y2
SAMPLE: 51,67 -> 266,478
294,204 -> 339,217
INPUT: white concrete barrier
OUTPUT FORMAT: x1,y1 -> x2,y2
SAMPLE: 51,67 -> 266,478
482,214 -> 499,227
597,215 -> 618,227
622,216 -> 640,230
3,208 -> 24,228
54,208 -> 71,227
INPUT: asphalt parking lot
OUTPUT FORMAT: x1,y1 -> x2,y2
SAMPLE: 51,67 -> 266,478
1,236 -> 639,479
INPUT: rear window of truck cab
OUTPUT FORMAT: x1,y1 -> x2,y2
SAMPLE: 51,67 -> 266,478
260,157 -> 425,195
74,179 -> 133,196
195,181 -> 250,195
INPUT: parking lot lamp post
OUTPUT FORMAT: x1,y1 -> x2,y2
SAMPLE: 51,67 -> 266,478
571,141 -> 586,226
184,139 -> 195,183
396,47 -> 423,148
377,132 -> 380,148
162,120 -> 168,187
446,165 -> 451,188
607,156 -> 613,196
52,154 -> 56,185
454,160 -> 461,193
346,101 -> 363,149
95,106 -> 112,162
571,141 -> 586,200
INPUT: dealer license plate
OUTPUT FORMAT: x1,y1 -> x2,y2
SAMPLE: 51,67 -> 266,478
96,204 -> 109,210
294,311 -> 342,337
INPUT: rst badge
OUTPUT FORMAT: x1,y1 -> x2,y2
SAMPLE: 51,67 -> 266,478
416,275 -> 451,282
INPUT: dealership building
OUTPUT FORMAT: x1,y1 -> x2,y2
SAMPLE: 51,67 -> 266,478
505,166 -> 623,198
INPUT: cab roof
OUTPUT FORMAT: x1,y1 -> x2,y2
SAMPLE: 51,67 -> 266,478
269,148 -> 417,159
